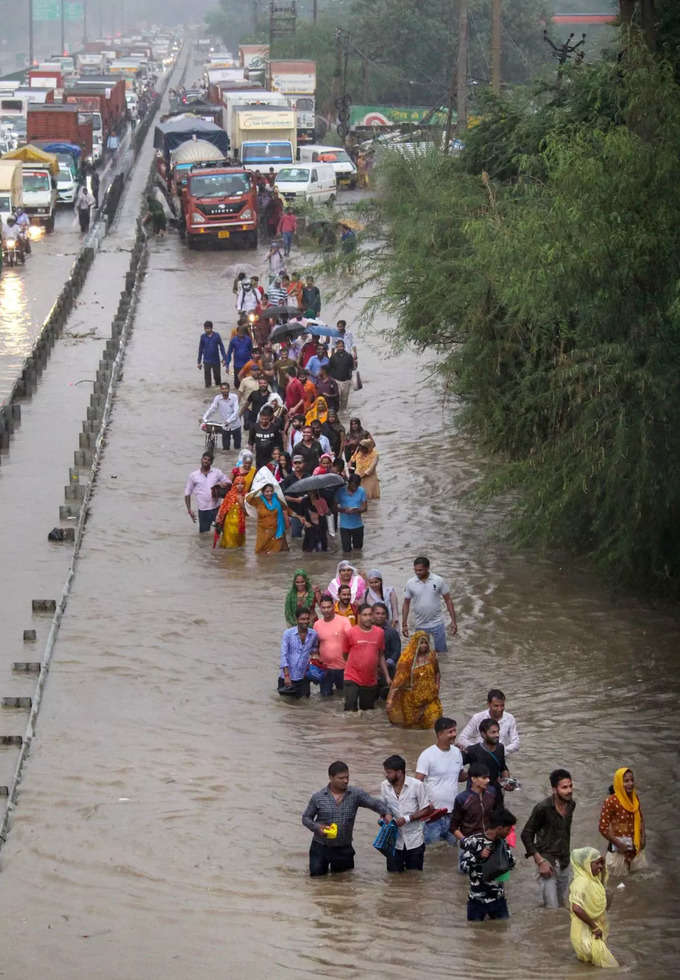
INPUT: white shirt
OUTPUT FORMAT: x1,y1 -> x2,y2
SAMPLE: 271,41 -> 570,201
184,467 -> 229,511
404,572 -> 450,629
237,285 -> 258,312
380,776 -> 428,850
337,329 -> 355,353
203,392 -> 240,430
458,709 -> 520,754
415,743 -> 463,812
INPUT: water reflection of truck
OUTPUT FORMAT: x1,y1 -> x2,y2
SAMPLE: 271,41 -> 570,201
180,164 -> 258,250
229,106 -> 297,174
268,60 -> 316,144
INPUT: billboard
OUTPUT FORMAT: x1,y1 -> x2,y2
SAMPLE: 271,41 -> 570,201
349,105 -> 447,128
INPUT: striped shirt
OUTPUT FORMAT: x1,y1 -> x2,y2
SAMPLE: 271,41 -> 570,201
302,784 -> 386,847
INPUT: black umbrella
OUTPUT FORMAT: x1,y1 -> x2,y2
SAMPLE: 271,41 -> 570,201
269,322 -> 307,342
261,304 -> 302,319
285,474 -> 345,494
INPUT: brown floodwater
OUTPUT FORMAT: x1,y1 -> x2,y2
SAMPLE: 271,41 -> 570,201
0,110 -> 679,980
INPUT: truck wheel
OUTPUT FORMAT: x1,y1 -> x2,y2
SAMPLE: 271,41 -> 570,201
247,231 -> 258,249
46,215 -> 55,233
187,234 -> 196,249
327,194 -> 336,207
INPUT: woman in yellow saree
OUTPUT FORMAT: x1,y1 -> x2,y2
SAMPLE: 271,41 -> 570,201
215,452 -> 255,548
305,395 -> 328,426
385,631 -> 442,729
569,847 -> 619,969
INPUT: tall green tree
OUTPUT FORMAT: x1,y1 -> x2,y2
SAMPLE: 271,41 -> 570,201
357,32 -> 680,595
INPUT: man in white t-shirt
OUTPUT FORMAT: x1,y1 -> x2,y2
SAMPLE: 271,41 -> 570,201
402,555 -> 457,652
415,716 -> 464,845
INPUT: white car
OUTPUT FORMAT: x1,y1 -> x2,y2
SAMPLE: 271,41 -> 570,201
56,162 -> 77,204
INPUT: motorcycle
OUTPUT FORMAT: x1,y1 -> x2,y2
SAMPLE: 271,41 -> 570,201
2,237 -> 26,267
17,225 -> 31,256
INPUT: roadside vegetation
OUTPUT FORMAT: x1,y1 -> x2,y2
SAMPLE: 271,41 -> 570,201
362,15 -> 680,596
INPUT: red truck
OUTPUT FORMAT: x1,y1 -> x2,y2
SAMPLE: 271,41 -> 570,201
27,105 -> 93,157
180,163 -> 258,249
67,77 -> 127,133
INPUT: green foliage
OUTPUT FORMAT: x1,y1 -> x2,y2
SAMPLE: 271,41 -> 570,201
359,37 -> 680,595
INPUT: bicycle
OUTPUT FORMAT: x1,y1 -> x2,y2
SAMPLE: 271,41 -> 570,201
200,420 -> 227,454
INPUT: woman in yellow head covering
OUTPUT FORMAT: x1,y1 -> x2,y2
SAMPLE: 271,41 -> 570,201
569,847 -> 618,968
598,767 -> 647,875
385,631 -> 442,729
305,395 -> 328,426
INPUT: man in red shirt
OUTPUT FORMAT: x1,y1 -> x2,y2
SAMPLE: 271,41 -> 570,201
284,367 -> 305,415
344,604 -> 391,712
277,207 -> 298,256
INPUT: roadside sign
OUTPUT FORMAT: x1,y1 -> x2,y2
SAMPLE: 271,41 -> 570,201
33,0 -> 60,20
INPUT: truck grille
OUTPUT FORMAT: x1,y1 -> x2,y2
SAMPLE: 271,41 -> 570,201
199,202 -> 244,217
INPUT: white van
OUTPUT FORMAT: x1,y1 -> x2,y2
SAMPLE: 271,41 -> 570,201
298,144 -> 357,188
275,163 -> 337,205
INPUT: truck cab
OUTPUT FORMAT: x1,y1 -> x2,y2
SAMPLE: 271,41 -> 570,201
22,166 -> 57,231
181,163 -> 258,249
298,144 -> 357,188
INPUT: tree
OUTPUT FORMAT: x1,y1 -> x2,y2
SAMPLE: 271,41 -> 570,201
356,34 -> 680,595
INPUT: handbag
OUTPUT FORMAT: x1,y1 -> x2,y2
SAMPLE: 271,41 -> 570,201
352,371 -> 362,391
480,839 -> 512,882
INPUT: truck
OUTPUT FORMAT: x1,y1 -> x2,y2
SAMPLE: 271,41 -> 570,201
238,45 -> 270,70
66,78 -> 127,142
221,89 -> 288,144
28,67 -> 64,90
0,159 -> 23,225
180,163 -> 258,249
63,93 -> 105,160
268,60 -> 316,144
77,52 -> 106,75
229,106 -> 297,174
3,144 -> 59,230
27,105 -> 93,158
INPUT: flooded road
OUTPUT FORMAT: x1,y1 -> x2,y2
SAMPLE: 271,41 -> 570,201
0,208 -> 679,976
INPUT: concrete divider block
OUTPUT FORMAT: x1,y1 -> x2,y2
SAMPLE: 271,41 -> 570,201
74,448 -> 92,467
59,503 -> 79,520
64,484 -> 86,501
86,406 -> 101,422
2,697 -> 32,709
0,735 -> 23,746
68,468 -> 80,483
32,599 -> 56,613
22,630 -> 36,642
12,662 -> 41,673
10,404 -> 20,423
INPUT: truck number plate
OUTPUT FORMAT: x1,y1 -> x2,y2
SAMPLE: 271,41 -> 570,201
218,230 -> 230,239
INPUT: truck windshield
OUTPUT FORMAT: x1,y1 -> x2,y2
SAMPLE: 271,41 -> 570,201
190,173 -> 250,198
276,168 -> 309,182
23,173 -> 51,192
242,143 -> 293,165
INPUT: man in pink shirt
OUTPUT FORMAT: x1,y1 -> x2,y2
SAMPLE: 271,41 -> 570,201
344,604 -> 391,712
277,207 -> 298,256
315,593 -> 352,697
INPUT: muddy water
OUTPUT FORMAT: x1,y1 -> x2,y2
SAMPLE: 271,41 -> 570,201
1,226 -> 679,978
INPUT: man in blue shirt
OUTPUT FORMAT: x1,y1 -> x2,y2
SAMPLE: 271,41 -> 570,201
305,343 -> 330,381
226,323 -> 254,388
278,608 -> 319,699
335,473 -> 367,553
197,320 -> 227,388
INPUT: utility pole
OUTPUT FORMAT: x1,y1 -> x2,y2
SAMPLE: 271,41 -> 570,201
313,0 -> 317,24
28,0 -> 34,66
60,0 -> 65,56
491,0 -> 501,94
456,0 -> 468,132
83,0 -> 88,44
